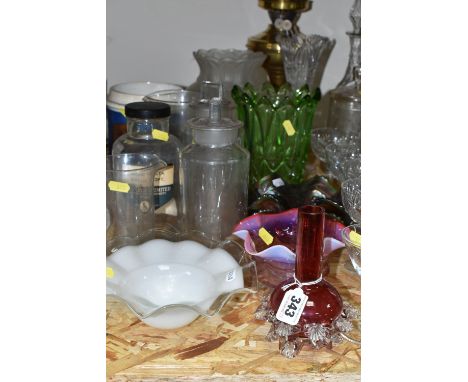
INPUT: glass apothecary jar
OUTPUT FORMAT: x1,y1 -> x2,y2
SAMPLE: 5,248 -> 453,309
181,98 -> 250,242
112,102 -> 182,223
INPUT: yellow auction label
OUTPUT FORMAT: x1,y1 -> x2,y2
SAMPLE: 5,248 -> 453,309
350,231 -> 361,247
152,129 -> 169,141
106,267 -> 114,279
282,120 -> 295,136
259,227 -> 274,245
108,180 -> 130,193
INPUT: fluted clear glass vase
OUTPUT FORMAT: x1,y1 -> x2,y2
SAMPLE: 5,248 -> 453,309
232,82 -> 320,187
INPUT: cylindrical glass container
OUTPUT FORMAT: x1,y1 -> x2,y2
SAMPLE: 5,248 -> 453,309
181,98 -> 250,242
106,153 -> 166,252
112,102 -> 182,222
143,89 -> 200,147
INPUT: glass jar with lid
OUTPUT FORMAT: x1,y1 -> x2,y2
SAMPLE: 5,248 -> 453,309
181,98 -> 249,242
112,102 -> 182,222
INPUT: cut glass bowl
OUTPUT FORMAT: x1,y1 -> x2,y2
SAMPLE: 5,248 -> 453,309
311,128 -> 347,162
341,177 -> 361,223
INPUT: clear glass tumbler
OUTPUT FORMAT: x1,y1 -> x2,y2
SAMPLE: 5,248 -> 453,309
106,153 -> 166,253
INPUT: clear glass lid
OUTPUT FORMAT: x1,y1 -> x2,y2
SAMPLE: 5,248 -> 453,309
143,89 -> 200,105
188,98 -> 242,146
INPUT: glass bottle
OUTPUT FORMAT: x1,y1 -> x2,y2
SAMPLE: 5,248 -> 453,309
328,68 -> 361,133
269,205 -> 343,333
337,0 -> 361,87
337,33 -> 361,88
112,102 -> 182,222
181,98 -> 249,242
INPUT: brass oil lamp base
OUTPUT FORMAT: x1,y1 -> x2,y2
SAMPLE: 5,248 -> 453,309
247,0 -> 312,88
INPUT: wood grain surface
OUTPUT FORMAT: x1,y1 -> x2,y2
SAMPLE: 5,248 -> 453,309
107,248 -> 361,382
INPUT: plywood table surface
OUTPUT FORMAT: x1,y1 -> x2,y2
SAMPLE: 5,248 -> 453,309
106,249 -> 361,381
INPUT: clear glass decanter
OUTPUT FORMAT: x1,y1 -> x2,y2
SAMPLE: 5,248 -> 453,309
337,0 -> 361,87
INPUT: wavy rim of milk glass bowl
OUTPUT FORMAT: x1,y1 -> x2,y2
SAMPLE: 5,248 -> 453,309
106,226 -> 259,322
341,176 -> 361,224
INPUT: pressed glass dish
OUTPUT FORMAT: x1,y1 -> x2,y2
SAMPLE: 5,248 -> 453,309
341,177 -> 361,223
341,224 -> 361,275
106,228 -> 258,329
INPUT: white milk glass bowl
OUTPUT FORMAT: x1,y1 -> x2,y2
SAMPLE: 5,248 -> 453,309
106,232 -> 257,329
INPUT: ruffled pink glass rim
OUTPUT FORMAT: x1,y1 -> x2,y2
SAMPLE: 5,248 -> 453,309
232,208 -> 346,287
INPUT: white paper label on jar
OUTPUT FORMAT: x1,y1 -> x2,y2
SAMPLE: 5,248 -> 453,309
153,165 -> 174,209
275,288 -> 308,326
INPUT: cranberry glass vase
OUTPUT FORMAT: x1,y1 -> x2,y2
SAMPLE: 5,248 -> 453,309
269,205 -> 343,328
255,205 -> 359,358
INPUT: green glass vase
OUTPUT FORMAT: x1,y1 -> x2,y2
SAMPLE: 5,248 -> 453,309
232,82 -> 320,187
